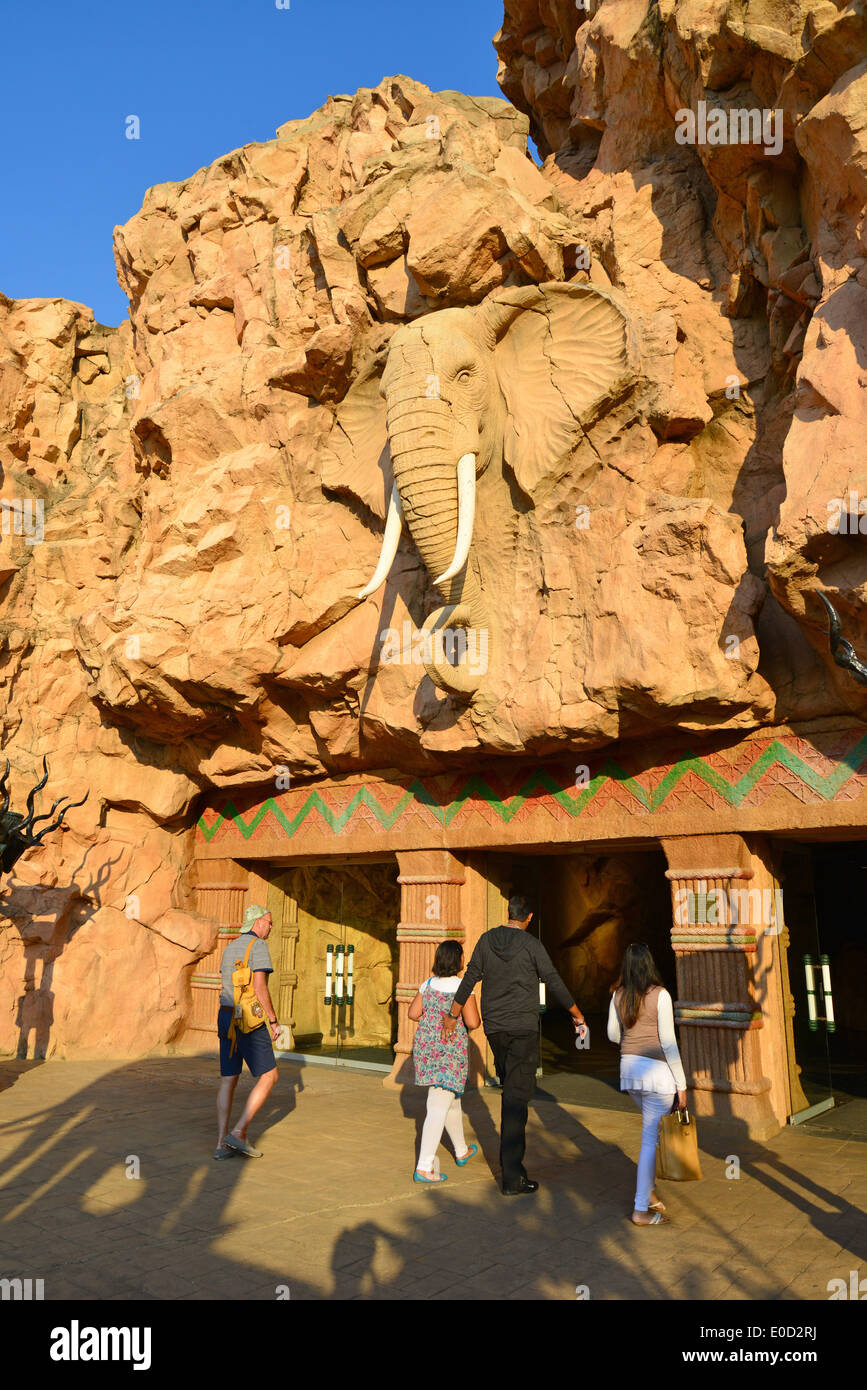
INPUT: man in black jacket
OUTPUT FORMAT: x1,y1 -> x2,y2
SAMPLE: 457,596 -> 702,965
443,894 -> 586,1195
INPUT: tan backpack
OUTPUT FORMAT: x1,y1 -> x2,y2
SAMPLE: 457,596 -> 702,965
227,938 -> 266,1054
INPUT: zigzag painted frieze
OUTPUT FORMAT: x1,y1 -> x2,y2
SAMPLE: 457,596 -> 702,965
196,730 -> 867,845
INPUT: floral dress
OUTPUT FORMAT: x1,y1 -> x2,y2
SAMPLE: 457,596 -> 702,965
412,979 -> 469,1094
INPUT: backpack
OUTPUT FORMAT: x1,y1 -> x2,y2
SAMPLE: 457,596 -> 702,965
227,938 -> 266,1055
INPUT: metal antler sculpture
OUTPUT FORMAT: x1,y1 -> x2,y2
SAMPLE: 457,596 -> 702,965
0,756 -> 89,875
817,591 -> 867,687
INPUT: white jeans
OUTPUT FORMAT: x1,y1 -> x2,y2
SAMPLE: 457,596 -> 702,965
628,1089 -> 675,1212
418,1086 -> 467,1171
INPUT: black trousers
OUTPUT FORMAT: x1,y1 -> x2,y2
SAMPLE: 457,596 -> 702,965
487,1030 -> 538,1188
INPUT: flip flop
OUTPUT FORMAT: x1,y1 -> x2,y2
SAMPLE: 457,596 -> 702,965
224,1134 -> 263,1158
455,1144 -> 478,1167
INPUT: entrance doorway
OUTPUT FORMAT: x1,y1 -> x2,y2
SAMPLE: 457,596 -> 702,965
485,849 -> 675,1107
779,842 -> 867,1134
267,861 -> 400,1071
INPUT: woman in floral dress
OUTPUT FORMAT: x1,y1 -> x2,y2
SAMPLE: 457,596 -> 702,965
408,939 -> 481,1183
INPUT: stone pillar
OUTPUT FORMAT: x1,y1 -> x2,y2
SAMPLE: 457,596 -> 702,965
457,853 -> 495,1087
184,857 -> 250,1050
661,833 -> 790,1141
384,849 -> 465,1088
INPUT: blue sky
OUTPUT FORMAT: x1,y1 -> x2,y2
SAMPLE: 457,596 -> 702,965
0,0 -> 506,326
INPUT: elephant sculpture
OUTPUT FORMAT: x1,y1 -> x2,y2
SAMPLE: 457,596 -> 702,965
0,756 -> 88,876
339,281 -> 637,699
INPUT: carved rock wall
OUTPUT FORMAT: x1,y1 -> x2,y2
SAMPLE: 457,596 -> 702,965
497,0 -> 867,708
0,1 -> 864,1054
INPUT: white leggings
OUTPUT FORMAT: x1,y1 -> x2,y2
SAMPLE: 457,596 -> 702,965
628,1089 -> 675,1212
418,1086 -> 467,1171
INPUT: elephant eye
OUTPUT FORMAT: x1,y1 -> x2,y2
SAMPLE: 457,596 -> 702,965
456,369 -> 472,383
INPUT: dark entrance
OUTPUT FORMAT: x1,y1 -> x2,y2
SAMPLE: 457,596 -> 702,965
267,862 -> 400,1071
489,849 -> 675,1107
779,841 -> 867,1133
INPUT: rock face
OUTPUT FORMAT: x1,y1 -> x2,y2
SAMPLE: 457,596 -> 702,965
0,3 -> 865,1055
496,0 -> 867,708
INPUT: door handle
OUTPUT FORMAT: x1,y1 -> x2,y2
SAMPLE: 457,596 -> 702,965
803,955 -> 818,1031
335,943 -> 345,1001
346,944 -> 355,1004
803,953 -> 836,1033
820,953 -> 836,1033
324,944 -> 333,1005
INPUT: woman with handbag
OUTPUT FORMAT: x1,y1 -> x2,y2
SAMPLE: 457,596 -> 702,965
607,942 -> 687,1225
407,939 -> 481,1183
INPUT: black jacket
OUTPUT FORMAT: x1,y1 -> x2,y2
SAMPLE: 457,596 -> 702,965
452,925 -> 575,1035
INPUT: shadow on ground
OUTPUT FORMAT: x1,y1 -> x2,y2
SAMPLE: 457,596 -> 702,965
0,1057 -> 863,1301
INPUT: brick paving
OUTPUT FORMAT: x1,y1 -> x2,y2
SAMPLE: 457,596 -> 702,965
0,1056 -> 865,1301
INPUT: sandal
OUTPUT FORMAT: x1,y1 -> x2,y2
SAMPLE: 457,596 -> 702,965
224,1133 -> 263,1158
414,1155 -> 447,1183
631,1210 -> 668,1225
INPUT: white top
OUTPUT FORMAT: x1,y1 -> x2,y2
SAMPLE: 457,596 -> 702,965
607,988 -> 687,1094
421,976 -> 462,993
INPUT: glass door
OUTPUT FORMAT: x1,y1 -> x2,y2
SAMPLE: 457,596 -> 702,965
278,864 -> 399,1071
779,848 -> 835,1123
810,843 -> 867,1111
310,879 -> 346,1062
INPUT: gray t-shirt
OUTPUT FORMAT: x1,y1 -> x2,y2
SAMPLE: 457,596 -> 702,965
219,932 -> 273,1008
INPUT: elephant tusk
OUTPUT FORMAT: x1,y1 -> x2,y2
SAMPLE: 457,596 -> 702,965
357,482 -> 404,599
434,454 -> 476,585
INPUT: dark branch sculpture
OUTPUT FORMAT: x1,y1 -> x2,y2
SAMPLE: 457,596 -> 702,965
0,756 -> 89,875
817,592 -> 867,687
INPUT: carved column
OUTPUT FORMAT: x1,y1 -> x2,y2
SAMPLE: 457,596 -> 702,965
185,857 -> 250,1049
384,849 -> 465,1088
662,834 -> 786,1140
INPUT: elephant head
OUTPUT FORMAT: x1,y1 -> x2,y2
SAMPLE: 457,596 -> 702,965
344,281 -> 636,698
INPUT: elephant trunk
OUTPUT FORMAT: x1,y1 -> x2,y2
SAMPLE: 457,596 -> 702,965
386,394 -> 490,696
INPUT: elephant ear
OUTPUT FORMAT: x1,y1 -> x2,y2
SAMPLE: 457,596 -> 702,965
480,281 -> 637,499
320,367 -> 392,521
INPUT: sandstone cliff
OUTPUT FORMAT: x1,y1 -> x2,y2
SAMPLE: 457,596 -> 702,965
1,1 -> 864,1054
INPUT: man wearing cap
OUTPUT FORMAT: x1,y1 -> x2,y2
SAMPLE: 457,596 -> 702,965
215,904 -> 281,1159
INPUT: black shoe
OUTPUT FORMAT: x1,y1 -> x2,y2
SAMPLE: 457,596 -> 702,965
502,1177 -> 539,1196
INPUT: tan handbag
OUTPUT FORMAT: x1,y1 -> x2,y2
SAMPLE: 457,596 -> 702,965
656,1107 -> 702,1181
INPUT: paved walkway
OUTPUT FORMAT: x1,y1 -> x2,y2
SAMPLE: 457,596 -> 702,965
0,1056 -> 864,1300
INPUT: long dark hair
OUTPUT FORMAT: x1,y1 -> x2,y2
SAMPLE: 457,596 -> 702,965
617,942 -> 663,1029
432,940 -> 463,977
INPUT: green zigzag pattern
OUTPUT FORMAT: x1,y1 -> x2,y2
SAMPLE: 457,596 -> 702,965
197,735 -> 867,844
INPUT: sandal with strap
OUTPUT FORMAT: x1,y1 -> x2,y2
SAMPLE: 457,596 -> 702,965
631,1210 -> 668,1225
